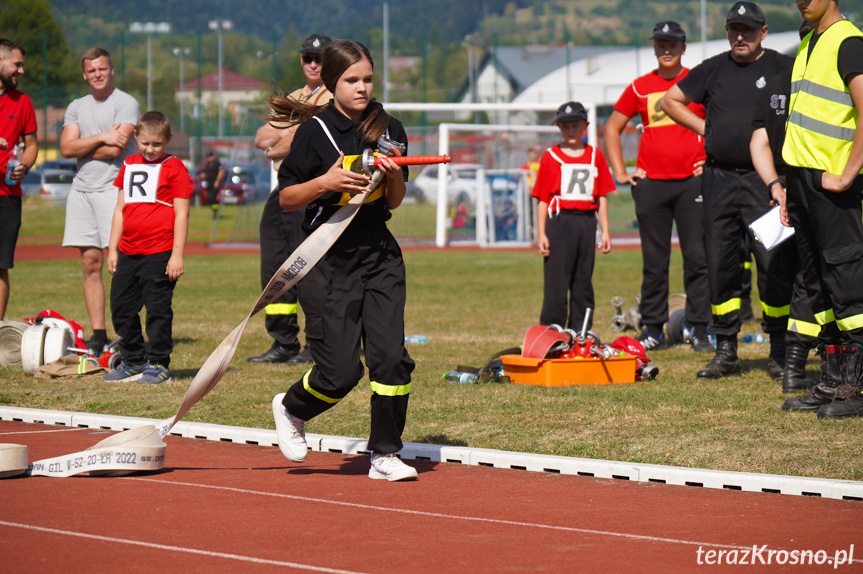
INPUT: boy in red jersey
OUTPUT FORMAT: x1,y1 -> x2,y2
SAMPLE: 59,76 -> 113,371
605,21 -> 712,353
532,101 -> 615,331
103,111 -> 192,384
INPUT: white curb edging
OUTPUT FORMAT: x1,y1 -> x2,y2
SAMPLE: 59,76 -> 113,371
2,406 -> 861,501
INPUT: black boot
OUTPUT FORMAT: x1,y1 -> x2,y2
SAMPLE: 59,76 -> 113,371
782,344 -> 842,412
767,335 -> 786,380
696,336 -> 741,379
817,344 -> 863,419
782,342 -> 815,393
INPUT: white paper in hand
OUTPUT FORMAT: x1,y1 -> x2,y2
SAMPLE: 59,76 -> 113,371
749,205 -> 795,251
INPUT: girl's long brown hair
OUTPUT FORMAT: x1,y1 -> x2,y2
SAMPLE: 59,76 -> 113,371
266,40 -> 391,147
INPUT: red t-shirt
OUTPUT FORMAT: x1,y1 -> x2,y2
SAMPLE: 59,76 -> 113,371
531,144 -> 616,212
0,89 -> 38,197
613,69 -> 706,180
113,154 -> 193,255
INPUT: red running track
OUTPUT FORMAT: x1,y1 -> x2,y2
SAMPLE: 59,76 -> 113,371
1,420 -> 861,573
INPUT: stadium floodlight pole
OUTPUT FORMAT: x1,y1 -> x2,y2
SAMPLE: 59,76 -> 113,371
701,0 -> 708,59
209,19 -> 232,139
172,47 -> 191,134
129,22 -> 171,112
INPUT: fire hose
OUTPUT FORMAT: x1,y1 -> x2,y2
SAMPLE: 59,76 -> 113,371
0,321 -> 28,367
3,152 -> 452,478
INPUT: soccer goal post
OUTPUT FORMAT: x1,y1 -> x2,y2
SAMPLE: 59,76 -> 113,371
384,102 -> 597,247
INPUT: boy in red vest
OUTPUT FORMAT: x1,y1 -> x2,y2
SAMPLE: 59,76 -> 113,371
103,111 -> 192,384
532,101 -> 615,331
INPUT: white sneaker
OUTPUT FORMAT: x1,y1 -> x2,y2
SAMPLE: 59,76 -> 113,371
368,452 -> 418,481
272,393 -> 307,462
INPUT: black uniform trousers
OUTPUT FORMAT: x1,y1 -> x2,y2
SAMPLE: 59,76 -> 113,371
632,176 -> 710,331
259,190 -> 304,353
283,218 -> 414,454
110,250 -> 176,367
701,164 -> 795,337
786,167 -> 863,345
540,209 -> 596,331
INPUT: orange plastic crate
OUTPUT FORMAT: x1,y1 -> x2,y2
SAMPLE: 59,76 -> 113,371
501,354 -> 636,387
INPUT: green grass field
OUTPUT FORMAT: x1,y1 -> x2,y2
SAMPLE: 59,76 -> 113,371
3,199 -> 862,481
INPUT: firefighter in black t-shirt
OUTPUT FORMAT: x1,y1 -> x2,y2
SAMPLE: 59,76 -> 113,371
662,1 -> 797,380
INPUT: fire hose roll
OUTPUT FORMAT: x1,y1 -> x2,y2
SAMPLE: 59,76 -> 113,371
0,321 -> 28,367
20,324 -> 47,375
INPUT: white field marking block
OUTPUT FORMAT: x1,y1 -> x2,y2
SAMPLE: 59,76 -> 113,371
1,406 -> 862,500
0,406 -> 74,427
318,435 -> 368,455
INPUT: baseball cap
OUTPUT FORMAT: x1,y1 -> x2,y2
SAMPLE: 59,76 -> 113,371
651,21 -> 686,42
554,101 -> 587,124
726,2 -> 765,28
300,34 -> 332,55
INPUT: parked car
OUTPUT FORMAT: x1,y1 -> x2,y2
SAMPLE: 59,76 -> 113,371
193,162 -> 265,206
21,168 -> 75,205
413,163 -> 484,204
38,159 -> 77,172
403,181 -> 425,203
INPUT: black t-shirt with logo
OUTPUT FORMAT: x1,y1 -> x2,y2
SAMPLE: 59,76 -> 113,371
751,66 -> 792,174
677,49 -> 793,168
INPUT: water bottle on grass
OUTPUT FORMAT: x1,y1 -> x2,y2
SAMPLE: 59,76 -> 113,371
405,335 -> 428,344
444,371 -> 477,384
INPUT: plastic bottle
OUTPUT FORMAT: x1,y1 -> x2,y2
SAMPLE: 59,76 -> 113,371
404,335 -> 428,345
5,144 -> 20,186
741,333 -> 767,343
444,370 -> 477,384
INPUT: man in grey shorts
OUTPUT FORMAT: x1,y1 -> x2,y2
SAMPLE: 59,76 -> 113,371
61,47 -> 140,355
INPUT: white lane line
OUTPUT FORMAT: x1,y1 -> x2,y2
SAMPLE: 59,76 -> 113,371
129,477 -> 850,559
0,520 -> 366,574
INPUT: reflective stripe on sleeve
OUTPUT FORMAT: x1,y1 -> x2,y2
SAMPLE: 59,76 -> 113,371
265,303 -> 298,316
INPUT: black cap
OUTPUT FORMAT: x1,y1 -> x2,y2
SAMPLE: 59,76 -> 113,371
726,2 -> 765,28
554,101 -> 588,124
651,21 -> 686,42
300,34 -> 332,55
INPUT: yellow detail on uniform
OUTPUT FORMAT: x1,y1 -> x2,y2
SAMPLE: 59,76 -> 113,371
743,260 -> 752,271
837,314 -> 863,332
760,301 -> 790,318
78,355 -> 88,375
783,20 -> 863,174
265,303 -> 298,316
815,308 -> 836,325
787,317 -> 821,338
338,154 -> 385,205
370,381 -> 411,397
712,298 -> 741,316
302,369 -> 341,404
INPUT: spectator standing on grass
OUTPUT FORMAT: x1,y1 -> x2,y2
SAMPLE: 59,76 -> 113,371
270,40 -> 418,481
247,33 -> 333,365
749,20 -> 820,394
199,151 -> 224,218
0,39 -> 37,321
532,101 -> 614,331
102,111 -> 192,385
661,2 -> 796,380
605,21 -> 712,354
61,47 -> 140,356
780,0 -> 863,419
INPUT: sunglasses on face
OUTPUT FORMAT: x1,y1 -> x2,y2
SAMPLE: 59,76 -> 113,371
302,55 -> 321,65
